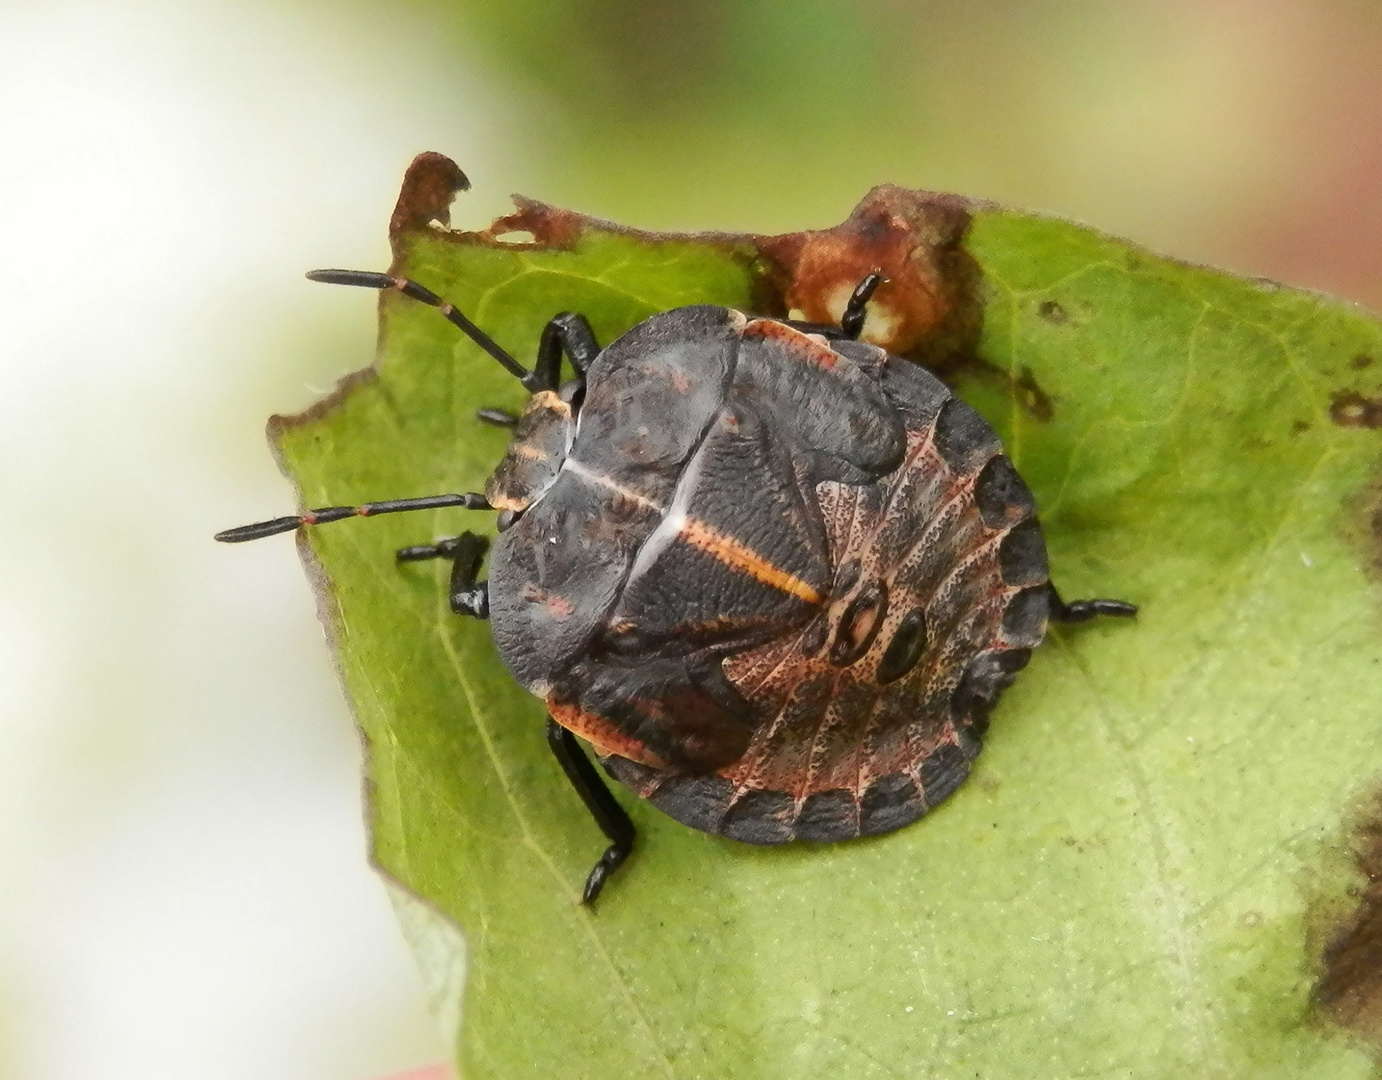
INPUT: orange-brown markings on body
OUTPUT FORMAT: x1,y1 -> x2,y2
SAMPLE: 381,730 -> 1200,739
543,594 -> 575,618
678,516 -> 822,605
845,427 -> 942,565
802,678 -> 873,797
523,389 -> 571,419
720,666 -> 839,797
518,582 -> 575,620
547,700 -> 668,769
742,318 -> 839,369
512,443 -> 548,461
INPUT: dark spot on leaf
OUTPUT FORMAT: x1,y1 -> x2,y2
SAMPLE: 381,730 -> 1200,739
1292,419 -> 1312,436
1330,390 -> 1382,429
1314,795 -> 1382,1047
1037,299 -> 1069,324
1014,366 -> 1055,422
1352,355 -> 1375,370
1342,478 -> 1382,584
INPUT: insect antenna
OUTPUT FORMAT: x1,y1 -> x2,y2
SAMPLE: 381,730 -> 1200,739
306,269 -> 539,388
215,492 -> 492,543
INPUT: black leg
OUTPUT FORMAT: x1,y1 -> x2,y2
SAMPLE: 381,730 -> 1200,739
840,271 -> 886,340
396,531 -> 490,618
475,407 -> 519,428
530,312 -> 601,391
1048,583 -> 1138,624
545,717 -> 636,905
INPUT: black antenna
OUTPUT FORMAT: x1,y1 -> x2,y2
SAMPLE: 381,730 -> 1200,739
215,492 -> 491,543
306,269 -> 539,389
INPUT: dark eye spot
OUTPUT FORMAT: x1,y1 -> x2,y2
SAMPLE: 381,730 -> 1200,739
877,608 -> 928,684
829,583 -> 888,666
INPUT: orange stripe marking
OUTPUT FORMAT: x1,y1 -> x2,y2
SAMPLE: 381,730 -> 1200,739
742,318 -> 839,368
679,517 -> 822,605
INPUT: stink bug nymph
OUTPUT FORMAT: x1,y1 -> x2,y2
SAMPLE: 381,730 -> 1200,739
219,267 -> 1136,903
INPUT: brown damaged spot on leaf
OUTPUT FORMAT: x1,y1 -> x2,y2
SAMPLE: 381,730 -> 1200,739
754,185 -> 981,365
387,153 -> 1046,417
1330,390 -> 1382,429
1351,354 -> 1375,370
388,153 -> 470,246
1314,794 -> 1382,1048
482,195 -> 587,249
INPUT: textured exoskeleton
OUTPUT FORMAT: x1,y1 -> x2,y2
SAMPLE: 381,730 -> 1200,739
487,304 -> 1054,843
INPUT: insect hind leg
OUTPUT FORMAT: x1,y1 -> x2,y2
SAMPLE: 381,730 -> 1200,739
545,717 -> 635,905
1047,583 -> 1138,624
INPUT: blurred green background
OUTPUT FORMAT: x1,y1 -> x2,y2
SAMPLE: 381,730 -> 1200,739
0,1 -> 1378,1077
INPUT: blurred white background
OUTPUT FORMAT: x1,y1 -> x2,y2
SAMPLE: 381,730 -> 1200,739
0,0 -> 1377,1077
0,2 -> 511,1076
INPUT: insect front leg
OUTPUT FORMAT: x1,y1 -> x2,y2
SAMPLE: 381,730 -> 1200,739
529,312 -> 601,391
544,717 -> 636,905
396,531 -> 490,618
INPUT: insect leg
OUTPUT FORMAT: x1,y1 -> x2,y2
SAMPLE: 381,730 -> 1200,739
396,531 -> 490,618
840,271 -> 887,340
544,717 -> 636,905
475,407 -> 518,428
530,312 -> 601,391
1047,583 -> 1138,624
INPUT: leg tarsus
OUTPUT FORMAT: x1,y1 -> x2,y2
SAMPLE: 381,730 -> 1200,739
395,532 -> 491,620
840,271 -> 886,340
545,717 -> 636,906
1049,583 -> 1138,624
530,312 -> 600,391
450,580 -> 488,618
581,844 -> 630,905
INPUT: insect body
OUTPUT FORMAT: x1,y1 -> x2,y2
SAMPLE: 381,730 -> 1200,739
220,269 -> 1135,903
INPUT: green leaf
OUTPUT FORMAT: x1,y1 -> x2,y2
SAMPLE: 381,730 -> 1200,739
270,156 -> 1382,1078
